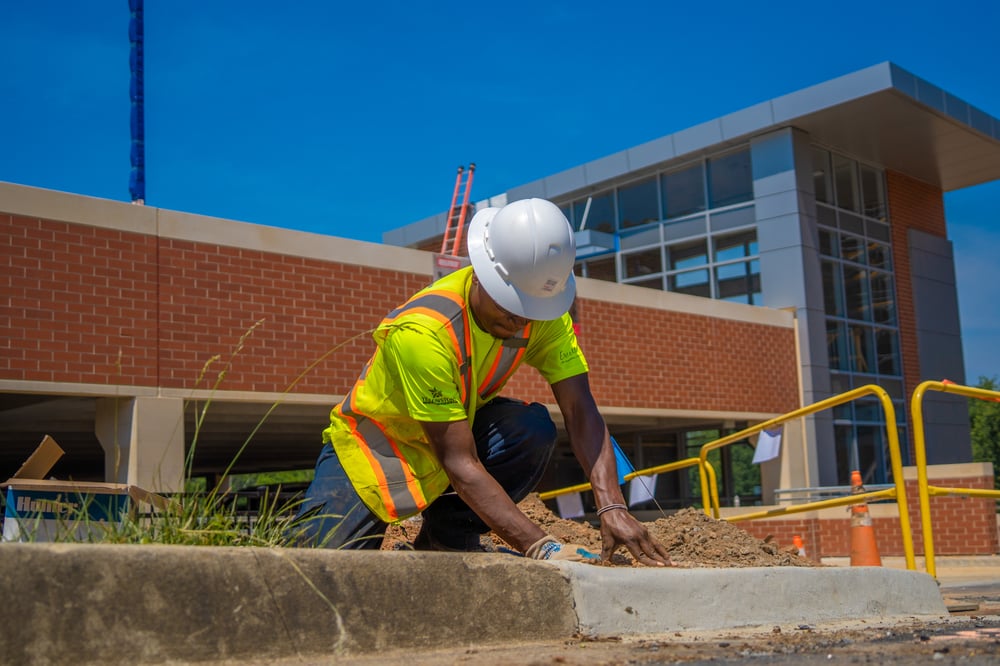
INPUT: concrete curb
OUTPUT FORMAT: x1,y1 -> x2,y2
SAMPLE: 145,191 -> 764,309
1,544 -> 950,665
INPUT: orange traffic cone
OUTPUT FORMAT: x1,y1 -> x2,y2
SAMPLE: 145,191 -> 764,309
793,535 -> 807,558
849,470 -> 882,566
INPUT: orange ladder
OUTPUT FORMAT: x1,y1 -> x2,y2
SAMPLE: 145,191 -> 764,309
440,163 -> 476,256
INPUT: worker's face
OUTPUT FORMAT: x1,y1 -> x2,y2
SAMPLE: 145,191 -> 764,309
471,277 -> 530,339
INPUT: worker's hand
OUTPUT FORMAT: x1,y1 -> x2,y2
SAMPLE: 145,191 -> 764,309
525,535 -> 600,563
598,507 -> 674,567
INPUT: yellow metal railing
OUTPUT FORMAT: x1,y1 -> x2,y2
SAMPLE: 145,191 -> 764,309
538,456 -> 718,509
911,380 -> 1000,578
696,384 -> 917,570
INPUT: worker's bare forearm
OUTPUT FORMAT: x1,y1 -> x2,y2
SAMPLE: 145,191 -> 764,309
445,458 -> 546,552
553,375 -> 625,508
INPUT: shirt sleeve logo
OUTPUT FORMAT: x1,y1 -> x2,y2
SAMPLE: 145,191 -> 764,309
422,387 -> 458,405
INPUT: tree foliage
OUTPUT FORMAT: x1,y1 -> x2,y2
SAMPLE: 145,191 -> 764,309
968,376 -> 1000,490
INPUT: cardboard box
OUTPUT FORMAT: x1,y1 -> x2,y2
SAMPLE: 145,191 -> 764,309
2,436 -> 166,543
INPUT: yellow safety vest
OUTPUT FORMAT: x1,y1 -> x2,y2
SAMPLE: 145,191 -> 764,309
330,270 -> 532,523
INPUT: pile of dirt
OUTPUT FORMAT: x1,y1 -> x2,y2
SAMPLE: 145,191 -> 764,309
382,493 -> 816,568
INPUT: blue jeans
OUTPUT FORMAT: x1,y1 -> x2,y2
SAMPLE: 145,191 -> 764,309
289,397 -> 557,550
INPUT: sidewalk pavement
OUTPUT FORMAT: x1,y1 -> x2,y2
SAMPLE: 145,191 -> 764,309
1,543 -> 968,666
823,555 -> 1000,588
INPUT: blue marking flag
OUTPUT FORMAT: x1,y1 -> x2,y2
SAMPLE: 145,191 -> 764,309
611,436 -> 635,486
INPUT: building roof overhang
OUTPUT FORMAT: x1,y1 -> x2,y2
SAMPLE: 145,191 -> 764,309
385,62 -> 1000,247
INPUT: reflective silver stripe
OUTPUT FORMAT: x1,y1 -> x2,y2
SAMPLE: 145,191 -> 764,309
478,334 -> 528,398
341,398 -> 421,517
339,291 -> 474,518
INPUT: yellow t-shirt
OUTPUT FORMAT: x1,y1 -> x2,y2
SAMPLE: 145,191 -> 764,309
324,266 -> 588,520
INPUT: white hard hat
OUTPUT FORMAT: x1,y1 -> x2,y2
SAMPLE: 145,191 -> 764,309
467,198 -> 577,321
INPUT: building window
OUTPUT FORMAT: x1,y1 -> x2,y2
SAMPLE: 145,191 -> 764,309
575,255 -> 617,282
860,164 -> 887,221
713,230 -> 760,304
812,147 -> 832,204
661,163 -> 706,219
567,145 -> 757,305
708,149 -> 753,209
572,192 -> 615,233
623,247 -> 663,279
815,147 -> 904,484
618,177 -> 660,229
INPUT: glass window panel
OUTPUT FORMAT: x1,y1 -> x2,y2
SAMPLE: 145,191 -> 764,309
582,256 -> 616,282
571,200 -> 587,230
661,163 -> 706,219
830,372 -> 851,393
812,147 -> 832,204
841,234 -> 864,264
844,266 -> 869,320
849,324 -> 875,373
856,426 -> 885,484
834,403 -> 853,420
623,247 -> 663,278
867,242 -> 891,270
669,269 -> 711,297
663,216 -> 707,241
833,154 -> 859,212
710,205 -> 755,232
822,261 -> 844,316
708,149 -> 753,208
860,164 -> 886,221
819,229 -> 838,257
839,212 -> 864,235
716,262 -> 747,280
875,328 -> 900,375
834,425 -> 854,485
866,219 -> 890,242
880,378 -> 903,399
870,271 -> 895,325
618,177 -> 660,229
668,240 -> 708,271
713,230 -> 757,262
716,263 -> 759,301
560,204 -> 571,224
817,204 -> 837,228
855,398 -> 882,422
579,192 -> 615,233
827,321 -> 849,371
620,225 -> 661,250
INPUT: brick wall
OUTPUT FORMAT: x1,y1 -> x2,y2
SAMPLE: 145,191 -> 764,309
3,212 -> 799,415
737,474 -> 998,557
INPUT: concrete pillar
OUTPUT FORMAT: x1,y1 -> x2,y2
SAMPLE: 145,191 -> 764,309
751,127 -> 833,491
95,397 -> 185,493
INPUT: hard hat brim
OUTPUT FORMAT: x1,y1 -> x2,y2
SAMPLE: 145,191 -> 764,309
467,207 -> 577,322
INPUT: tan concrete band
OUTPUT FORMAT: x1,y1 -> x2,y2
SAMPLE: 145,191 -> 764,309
1,544 -> 950,665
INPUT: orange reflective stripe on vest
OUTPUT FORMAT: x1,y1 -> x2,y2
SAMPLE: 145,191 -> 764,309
345,286 -> 530,519
383,291 -> 472,409
478,323 -> 531,398
339,384 -> 425,520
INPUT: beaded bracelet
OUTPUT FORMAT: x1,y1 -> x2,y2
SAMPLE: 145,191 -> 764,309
596,503 -> 628,517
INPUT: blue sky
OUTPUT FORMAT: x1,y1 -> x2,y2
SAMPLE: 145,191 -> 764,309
1,1 -> 998,381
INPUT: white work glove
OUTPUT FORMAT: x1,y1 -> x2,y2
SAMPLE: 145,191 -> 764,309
525,535 -> 600,563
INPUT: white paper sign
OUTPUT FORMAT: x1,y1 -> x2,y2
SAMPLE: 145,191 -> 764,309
628,474 -> 658,507
752,426 -> 783,464
555,492 -> 585,519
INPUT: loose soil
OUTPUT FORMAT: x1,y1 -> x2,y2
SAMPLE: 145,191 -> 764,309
381,493 -> 814,568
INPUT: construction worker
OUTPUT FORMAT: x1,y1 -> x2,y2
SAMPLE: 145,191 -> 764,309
291,198 -> 672,566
